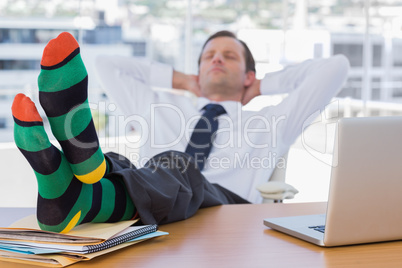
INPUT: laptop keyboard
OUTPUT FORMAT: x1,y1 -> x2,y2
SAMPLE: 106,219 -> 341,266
308,225 -> 325,233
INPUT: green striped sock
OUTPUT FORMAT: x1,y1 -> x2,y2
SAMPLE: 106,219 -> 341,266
12,94 -> 136,233
38,32 -> 106,184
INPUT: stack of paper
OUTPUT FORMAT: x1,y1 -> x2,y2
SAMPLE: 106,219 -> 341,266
0,215 -> 168,267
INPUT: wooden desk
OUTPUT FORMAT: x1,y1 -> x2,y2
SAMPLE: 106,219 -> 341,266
2,203 -> 402,267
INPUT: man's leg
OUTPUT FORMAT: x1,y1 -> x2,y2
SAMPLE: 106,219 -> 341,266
12,94 -> 136,233
12,94 -> 242,232
105,151 -> 249,225
38,32 -> 106,184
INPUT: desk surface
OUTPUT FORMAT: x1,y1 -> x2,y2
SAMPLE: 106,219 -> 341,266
2,203 -> 402,268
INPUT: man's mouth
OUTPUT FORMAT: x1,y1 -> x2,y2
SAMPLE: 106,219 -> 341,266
209,67 -> 225,73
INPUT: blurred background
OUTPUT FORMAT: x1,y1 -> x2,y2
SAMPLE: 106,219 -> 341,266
1,0 -> 402,206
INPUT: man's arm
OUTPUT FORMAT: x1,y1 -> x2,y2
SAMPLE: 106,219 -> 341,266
259,55 -> 349,96
260,54 -> 350,147
95,55 -> 173,116
96,55 -> 173,90
244,55 -> 349,104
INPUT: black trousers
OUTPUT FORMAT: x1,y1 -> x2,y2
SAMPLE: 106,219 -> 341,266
104,151 -> 249,225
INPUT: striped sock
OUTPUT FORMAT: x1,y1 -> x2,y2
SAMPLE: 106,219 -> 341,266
38,32 -> 106,184
12,94 -> 136,233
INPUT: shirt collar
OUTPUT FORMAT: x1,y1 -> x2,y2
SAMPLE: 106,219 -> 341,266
196,97 -> 242,118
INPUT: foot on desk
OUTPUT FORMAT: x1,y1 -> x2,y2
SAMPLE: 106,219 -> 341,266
12,93 -> 136,233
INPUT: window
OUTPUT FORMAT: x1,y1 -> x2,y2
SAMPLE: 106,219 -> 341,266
132,41 -> 147,57
1,0 -> 402,143
333,43 -> 363,67
0,60 -> 40,70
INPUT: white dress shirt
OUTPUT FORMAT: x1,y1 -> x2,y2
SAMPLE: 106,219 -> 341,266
95,55 -> 349,203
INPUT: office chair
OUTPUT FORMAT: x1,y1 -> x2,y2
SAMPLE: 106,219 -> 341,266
257,153 -> 298,203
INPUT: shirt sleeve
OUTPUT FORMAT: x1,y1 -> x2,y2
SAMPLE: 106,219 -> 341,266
95,55 -> 173,116
259,54 -> 350,154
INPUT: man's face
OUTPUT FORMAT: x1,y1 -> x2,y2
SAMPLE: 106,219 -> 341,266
198,36 -> 252,100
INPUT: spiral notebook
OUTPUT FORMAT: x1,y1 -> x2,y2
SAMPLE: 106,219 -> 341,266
0,214 -> 168,267
0,224 -> 158,254
3,214 -> 140,244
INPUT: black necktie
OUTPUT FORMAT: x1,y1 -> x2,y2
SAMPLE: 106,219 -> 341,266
185,104 -> 226,170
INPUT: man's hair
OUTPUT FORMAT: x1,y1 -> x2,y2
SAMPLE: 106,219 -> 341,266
198,30 -> 256,73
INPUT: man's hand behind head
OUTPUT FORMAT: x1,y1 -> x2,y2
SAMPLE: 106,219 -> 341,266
186,74 -> 201,97
173,70 -> 201,97
241,79 -> 261,105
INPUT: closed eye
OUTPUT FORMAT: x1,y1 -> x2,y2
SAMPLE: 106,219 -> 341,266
202,52 -> 214,60
224,52 -> 239,60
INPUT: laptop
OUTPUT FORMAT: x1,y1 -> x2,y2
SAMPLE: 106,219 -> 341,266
264,116 -> 402,247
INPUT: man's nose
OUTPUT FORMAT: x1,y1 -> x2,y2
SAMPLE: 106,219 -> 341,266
212,53 -> 223,64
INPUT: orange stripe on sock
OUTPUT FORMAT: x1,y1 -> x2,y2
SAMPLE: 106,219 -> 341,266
12,93 -> 43,122
41,32 -> 79,67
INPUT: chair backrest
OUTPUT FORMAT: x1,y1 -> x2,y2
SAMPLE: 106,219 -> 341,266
268,153 -> 288,182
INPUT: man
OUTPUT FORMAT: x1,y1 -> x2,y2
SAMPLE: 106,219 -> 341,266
96,30 -> 349,203
12,31 -> 349,233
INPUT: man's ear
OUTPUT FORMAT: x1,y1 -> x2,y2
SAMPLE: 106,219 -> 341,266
244,71 -> 256,88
